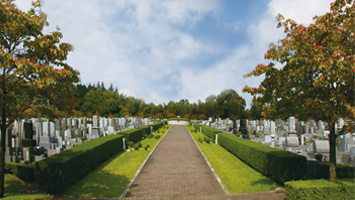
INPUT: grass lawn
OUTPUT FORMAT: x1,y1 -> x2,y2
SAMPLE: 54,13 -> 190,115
186,126 -> 280,194
64,125 -> 171,199
3,174 -> 52,200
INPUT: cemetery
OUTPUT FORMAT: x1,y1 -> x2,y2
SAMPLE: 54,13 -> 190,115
197,117 -> 355,167
1,0 -> 354,199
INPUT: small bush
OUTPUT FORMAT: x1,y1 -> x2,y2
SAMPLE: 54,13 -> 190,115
128,141 -> 134,147
144,145 -> 150,150
156,130 -> 160,133
204,137 -> 211,144
315,154 -> 323,162
198,138 -> 203,143
133,143 -> 140,150
155,135 -> 161,139
148,134 -> 153,139
285,179 -> 354,200
5,162 -> 35,182
137,142 -> 142,148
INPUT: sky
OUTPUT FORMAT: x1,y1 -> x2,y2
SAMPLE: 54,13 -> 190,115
14,0 -> 333,107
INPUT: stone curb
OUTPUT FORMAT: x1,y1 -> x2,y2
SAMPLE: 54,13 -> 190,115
120,125 -> 172,199
184,125 -> 229,195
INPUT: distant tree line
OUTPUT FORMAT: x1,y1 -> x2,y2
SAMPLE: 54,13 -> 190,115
72,83 -> 262,120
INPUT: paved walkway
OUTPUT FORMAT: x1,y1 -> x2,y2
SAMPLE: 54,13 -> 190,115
124,125 -> 285,200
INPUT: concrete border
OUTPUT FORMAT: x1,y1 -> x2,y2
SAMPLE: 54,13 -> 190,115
184,125 -> 229,195
120,125 -> 172,199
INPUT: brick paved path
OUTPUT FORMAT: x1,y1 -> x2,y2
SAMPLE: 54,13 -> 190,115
124,125 -> 224,199
124,125 -> 285,200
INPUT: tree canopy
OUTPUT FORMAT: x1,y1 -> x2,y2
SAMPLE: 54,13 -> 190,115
243,0 -> 355,182
0,0 -> 79,196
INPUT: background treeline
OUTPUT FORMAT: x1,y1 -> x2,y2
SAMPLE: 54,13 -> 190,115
72,82 -> 263,120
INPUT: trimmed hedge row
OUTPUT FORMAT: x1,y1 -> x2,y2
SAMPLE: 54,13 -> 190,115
192,123 -> 222,140
218,132 -> 307,183
35,134 -> 124,194
285,179 -> 354,200
168,118 -> 189,122
5,162 -> 35,182
316,162 -> 355,179
121,128 -> 144,143
121,121 -> 165,143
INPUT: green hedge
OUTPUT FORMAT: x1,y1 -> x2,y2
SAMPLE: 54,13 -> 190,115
168,118 -> 189,122
192,123 -> 222,140
35,134 -> 124,194
316,162 -> 355,179
218,132 -> 307,183
5,162 -> 35,182
120,128 -> 144,143
150,121 -> 165,131
285,179 -> 354,200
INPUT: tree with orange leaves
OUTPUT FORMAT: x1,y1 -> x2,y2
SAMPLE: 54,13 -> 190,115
243,0 -> 355,183
0,0 -> 79,196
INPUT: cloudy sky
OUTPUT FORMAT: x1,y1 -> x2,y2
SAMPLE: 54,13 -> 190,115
15,0 -> 333,107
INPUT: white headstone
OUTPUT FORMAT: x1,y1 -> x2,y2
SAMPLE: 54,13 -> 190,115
288,117 -> 296,133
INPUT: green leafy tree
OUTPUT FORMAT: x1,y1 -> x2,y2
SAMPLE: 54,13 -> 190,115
216,89 -> 246,119
243,0 -> 355,183
0,0 -> 79,196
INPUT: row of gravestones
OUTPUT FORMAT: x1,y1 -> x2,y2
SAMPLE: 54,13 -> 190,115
6,116 -> 153,163
208,117 -> 347,137
204,117 -> 354,165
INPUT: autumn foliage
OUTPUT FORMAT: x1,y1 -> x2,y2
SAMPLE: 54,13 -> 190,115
0,0 -> 79,196
243,0 -> 354,183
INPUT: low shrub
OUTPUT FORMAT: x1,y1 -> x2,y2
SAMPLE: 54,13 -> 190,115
133,143 -> 140,150
35,134 -> 124,194
168,118 -> 189,122
144,144 -> 150,150
316,162 -> 355,179
148,134 -> 153,139
285,179 -> 354,200
198,138 -> 203,143
315,154 -> 323,162
218,132 -> 307,183
204,137 -> 211,144
5,162 -> 35,182
155,135 -> 161,139
128,141 -> 134,147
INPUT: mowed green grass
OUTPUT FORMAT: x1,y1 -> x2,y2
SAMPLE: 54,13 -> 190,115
187,126 -> 279,193
3,174 -> 52,200
65,125 -> 171,199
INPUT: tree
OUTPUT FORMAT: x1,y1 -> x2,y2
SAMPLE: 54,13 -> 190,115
243,0 -> 355,183
216,89 -> 246,119
0,0 -> 79,196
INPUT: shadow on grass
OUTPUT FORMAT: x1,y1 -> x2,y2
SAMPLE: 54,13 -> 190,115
250,177 -> 278,188
4,174 -> 53,200
65,170 -> 130,199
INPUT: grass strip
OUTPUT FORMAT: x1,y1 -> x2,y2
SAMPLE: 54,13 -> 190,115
3,174 -> 52,200
187,126 -> 280,194
64,125 -> 171,199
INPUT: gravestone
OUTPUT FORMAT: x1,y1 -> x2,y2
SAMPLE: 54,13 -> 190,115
239,119 -> 249,139
288,117 -> 296,134
313,140 -> 329,154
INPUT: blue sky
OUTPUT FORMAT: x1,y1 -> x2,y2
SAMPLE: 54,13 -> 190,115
15,0 -> 333,107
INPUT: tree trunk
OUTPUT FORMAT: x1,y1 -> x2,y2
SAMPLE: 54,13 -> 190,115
329,123 -> 337,183
0,112 -> 7,197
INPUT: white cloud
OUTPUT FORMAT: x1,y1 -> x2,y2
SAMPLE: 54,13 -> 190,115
13,0 -> 334,108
